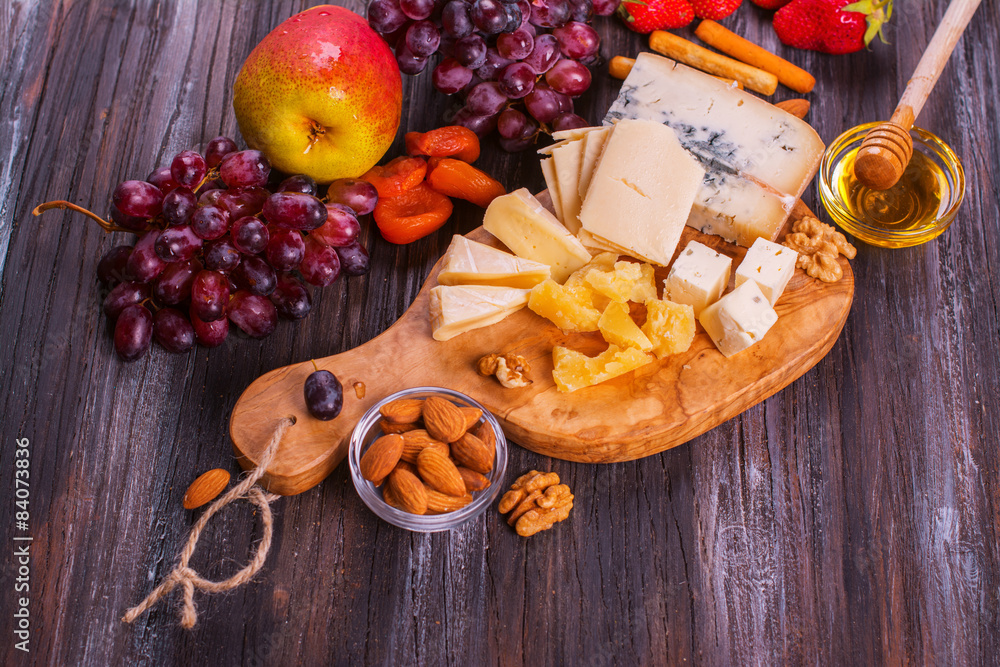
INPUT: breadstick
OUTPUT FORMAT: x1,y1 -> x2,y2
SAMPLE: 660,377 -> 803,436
694,20 -> 815,93
609,54 -> 744,89
648,30 -> 778,95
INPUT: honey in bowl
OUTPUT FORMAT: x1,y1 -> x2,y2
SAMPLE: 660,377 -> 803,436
819,124 -> 965,248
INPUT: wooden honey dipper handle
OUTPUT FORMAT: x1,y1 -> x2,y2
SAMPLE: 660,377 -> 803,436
854,0 -> 981,190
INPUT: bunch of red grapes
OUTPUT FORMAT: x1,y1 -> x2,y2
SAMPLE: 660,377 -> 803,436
367,0 -> 620,151
96,137 -> 376,362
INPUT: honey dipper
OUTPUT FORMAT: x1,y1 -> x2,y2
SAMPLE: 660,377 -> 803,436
853,0 -> 981,190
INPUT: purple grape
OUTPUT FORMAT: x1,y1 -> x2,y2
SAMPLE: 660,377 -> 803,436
219,150 -> 270,189
516,0 -> 533,26
524,82 -> 571,123
199,188 -> 226,207
304,369 -> 343,421
405,20 -> 441,57
551,111 -> 589,132
114,304 -> 153,362
400,0 -> 435,19
231,216 -> 270,255
368,0 -> 409,33
474,48 -> 514,80
454,35 -> 488,68
103,281 -> 150,320
471,0 -> 508,33
300,236 -> 342,286
170,150 -> 207,189
270,274 -> 312,320
276,174 -> 318,196
327,179 -> 378,216
335,241 -> 372,276
396,44 -> 429,75
162,187 -> 197,226
497,107 -> 535,139
498,61 -> 536,98
154,225 -> 203,262
497,28 -> 534,59
205,136 -> 238,168
263,192 -> 328,230
567,0 -> 593,22
125,231 -> 167,283
466,81 -> 507,115
191,270 -> 230,322
266,229 -> 306,270
228,291 -> 278,338
433,57 -> 474,95
218,186 -> 269,219
232,256 -> 277,296
552,21 -> 599,59
439,34 -> 457,58
203,238 -> 242,272
451,106 -> 499,137
153,308 -> 196,353
113,180 -> 164,218
592,0 -> 620,15
191,205 -> 230,240
499,134 -> 539,152
502,3 -> 522,31
441,1 -> 474,37
313,204 -> 361,247
110,205 -> 150,232
147,167 -> 180,196
523,33 -> 561,74
152,259 -> 201,304
530,0 -> 570,27
97,245 -> 132,287
546,58 -> 592,96
191,309 -> 229,347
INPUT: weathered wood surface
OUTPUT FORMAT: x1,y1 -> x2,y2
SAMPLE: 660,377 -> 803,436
1,1 -> 997,665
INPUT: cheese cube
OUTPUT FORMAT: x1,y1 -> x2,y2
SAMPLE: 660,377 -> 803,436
437,235 -> 550,289
663,241 -> 732,315
429,285 -> 530,341
598,302 -> 653,351
734,238 -> 798,305
579,119 -> 704,266
483,189 -> 591,283
552,344 -> 654,393
698,281 -> 778,357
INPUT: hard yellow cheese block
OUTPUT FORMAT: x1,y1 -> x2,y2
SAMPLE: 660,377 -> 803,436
483,188 -> 591,283
437,235 -> 551,289
552,344 -> 654,393
641,299 -> 696,359
429,285 -> 530,341
528,279 -> 601,333
585,260 -> 658,303
598,302 -> 653,351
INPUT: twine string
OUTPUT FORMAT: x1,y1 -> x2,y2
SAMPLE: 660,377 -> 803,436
122,417 -> 293,629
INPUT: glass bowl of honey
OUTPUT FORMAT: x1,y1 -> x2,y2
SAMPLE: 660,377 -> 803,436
819,123 -> 965,248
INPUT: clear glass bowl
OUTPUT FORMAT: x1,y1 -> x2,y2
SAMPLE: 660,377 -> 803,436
348,387 -> 508,533
818,123 -> 965,248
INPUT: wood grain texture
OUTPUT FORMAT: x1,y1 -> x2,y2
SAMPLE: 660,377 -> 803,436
1,1 -> 998,666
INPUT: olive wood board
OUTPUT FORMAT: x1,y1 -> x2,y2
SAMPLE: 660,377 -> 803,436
230,200 -> 853,496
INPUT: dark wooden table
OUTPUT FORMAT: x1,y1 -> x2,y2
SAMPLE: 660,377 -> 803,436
3,1 -> 998,664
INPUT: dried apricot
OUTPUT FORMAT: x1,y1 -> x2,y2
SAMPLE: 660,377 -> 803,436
405,126 -> 481,163
374,183 -> 454,244
361,156 -> 427,199
426,158 -> 506,208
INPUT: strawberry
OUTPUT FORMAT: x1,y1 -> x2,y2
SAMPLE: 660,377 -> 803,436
617,0 -> 695,32
773,0 -> 892,54
690,0 -> 742,20
750,0 -> 791,9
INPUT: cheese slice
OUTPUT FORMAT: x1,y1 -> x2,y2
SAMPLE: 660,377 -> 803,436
437,235 -> 551,288
578,127 -> 611,200
734,238 -> 798,305
604,53 -> 825,246
538,158 -> 563,222
429,285 -> 530,341
579,119 -> 704,266
483,188 -> 591,283
550,139 -> 586,233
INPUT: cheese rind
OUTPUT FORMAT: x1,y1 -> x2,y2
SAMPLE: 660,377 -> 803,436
483,188 -> 591,283
734,238 -> 798,305
437,235 -> 551,288
429,285 -> 530,341
698,280 -> 778,357
579,119 -> 704,266
663,240 -> 732,315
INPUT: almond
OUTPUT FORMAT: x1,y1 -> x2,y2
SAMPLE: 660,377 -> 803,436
360,434 -> 404,484
473,421 -> 496,459
416,448 -> 467,497
382,484 -> 405,511
425,489 -> 473,514
459,406 -> 482,431
380,419 -> 419,435
423,396 -> 467,443
395,459 -> 418,475
386,468 -> 428,514
380,398 -> 425,424
774,98 -> 810,119
183,468 -> 230,510
451,432 -> 493,474
400,429 -> 449,464
457,466 -> 491,493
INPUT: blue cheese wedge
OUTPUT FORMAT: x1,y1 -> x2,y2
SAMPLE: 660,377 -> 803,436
604,53 -> 824,247
734,238 -> 798,305
698,280 -> 778,357
429,285 -> 530,341
663,240 -> 732,315
437,235 -> 551,289
578,119 -> 704,266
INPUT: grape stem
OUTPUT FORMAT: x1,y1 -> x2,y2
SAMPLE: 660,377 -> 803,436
192,167 -> 220,194
310,359 -> 320,372
32,200 -> 135,234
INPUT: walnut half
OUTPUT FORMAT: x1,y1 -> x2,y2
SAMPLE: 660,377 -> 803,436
498,470 -> 573,537
783,216 -> 857,283
477,353 -> 532,388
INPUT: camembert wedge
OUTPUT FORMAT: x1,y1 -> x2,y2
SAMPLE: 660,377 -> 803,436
429,285 -> 530,341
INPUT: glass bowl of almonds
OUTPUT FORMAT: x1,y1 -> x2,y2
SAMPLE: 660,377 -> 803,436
348,387 -> 508,532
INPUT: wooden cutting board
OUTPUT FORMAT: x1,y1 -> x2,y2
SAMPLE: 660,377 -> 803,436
230,201 -> 853,495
